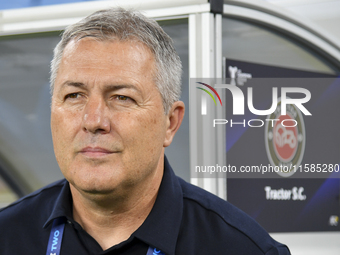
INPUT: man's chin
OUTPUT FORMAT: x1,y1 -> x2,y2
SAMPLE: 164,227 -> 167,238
69,177 -> 118,195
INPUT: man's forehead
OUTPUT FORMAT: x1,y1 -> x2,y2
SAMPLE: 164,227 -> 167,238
59,38 -> 155,79
62,37 -> 154,59
58,38 -> 156,81
54,37 -> 158,94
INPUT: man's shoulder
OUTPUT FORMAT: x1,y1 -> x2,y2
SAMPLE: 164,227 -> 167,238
0,179 -> 66,221
0,180 -> 67,254
178,177 -> 262,231
177,178 -> 290,254
179,177 -> 251,223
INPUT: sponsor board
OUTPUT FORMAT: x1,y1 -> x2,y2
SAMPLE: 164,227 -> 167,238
190,58 -> 340,232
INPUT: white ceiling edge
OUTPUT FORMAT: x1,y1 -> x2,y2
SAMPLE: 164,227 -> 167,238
265,0 -> 340,20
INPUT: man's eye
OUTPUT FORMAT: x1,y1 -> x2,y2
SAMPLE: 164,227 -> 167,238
65,93 -> 80,100
116,95 -> 129,101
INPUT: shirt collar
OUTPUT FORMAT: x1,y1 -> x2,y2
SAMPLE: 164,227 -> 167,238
43,156 -> 183,255
133,156 -> 183,255
43,180 -> 73,229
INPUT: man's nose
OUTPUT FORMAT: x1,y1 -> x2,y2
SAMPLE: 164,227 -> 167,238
82,97 -> 111,134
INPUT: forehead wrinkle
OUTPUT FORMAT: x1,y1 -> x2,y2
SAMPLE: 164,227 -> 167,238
60,80 -> 143,95
60,81 -> 86,90
103,84 -> 143,94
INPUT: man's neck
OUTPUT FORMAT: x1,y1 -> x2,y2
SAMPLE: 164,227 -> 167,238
70,163 -> 164,250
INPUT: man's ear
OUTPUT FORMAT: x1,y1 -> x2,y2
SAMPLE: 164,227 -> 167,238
163,101 -> 185,147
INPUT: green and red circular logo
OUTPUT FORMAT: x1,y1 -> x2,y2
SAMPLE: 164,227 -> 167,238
265,99 -> 305,177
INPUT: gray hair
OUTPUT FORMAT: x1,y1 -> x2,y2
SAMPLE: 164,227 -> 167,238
50,8 -> 182,113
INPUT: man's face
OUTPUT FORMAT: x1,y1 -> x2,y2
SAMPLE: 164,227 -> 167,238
51,38 -> 175,195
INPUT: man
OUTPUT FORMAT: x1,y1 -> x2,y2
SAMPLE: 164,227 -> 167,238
0,8 -> 290,255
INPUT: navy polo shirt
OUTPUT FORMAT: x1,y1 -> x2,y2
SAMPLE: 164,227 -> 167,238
0,157 -> 290,255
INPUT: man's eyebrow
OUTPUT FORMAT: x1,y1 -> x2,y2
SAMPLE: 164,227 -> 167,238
61,81 -> 85,89
61,82 -> 142,93
104,84 -> 142,93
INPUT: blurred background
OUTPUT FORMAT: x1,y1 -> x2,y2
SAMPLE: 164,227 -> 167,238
0,0 -> 339,254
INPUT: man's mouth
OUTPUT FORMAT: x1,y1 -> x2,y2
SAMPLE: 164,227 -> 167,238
79,146 -> 115,158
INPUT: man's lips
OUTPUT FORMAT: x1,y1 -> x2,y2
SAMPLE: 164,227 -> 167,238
79,147 -> 115,157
